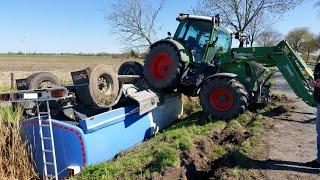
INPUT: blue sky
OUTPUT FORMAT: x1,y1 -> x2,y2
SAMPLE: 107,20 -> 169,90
0,0 -> 319,53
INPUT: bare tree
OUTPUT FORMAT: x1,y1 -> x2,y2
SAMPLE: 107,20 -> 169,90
303,37 -> 319,60
256,28 -> 283,46
107,0 -> 165,50
286,27 -> 312,52
193,0 -> 302,47
246,12 -> 271,47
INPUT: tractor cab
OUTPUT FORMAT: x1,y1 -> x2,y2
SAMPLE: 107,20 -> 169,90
174,14 -> 232,63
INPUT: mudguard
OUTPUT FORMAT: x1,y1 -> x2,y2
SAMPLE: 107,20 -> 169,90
205,73 -> 238,81
150,39 -> 191,63
193,73 -> 238,96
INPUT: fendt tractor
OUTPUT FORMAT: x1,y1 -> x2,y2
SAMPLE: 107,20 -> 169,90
139,13 -> 316,120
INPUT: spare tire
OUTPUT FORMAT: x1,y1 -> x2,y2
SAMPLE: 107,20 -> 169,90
28,72 -> 61,89
118,61 -> 143,76
87,65 -> 120,108
143,43 -> 184,90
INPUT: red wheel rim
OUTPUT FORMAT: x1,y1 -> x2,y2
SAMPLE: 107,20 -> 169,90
149,52 -> 173,80
209,88 -> 234,111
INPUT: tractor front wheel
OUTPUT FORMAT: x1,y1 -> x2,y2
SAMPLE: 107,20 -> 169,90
200,78 -> 248,120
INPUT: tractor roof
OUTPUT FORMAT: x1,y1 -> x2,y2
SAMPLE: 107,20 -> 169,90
177,13 -> 233,35
177,14 -> 213,22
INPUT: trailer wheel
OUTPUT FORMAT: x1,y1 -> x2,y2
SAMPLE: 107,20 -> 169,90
200,78 -> 248,120
118,61 -> 143,76
28,72 -> 61,89
24,72 -> 61,116
87,65 -> 120,108
143,43 -> 184,90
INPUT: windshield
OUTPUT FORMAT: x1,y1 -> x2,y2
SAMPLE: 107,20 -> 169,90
174,20 -> 212,62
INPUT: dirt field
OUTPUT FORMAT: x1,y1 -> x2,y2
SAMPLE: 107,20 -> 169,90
0,55 -> 141,86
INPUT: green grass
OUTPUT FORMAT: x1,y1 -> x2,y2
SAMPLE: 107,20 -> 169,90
239,117 -> 264,157
150,146 -> 180,172
209,146 -> 229,160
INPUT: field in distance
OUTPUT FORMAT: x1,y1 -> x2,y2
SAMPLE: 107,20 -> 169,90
0,55 -> 141,86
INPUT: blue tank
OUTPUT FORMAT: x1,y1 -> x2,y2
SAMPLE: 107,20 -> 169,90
22,94 -> 182,179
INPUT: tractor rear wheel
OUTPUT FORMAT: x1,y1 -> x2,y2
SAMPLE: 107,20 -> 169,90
143,43 -> 184,90
200,78 -> 248,120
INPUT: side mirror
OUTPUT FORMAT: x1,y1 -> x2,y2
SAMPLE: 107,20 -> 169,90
234,32 -> 240,40
167,32 -> 172,37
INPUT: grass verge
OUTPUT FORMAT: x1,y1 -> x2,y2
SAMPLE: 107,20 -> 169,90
0,105 -> 37,180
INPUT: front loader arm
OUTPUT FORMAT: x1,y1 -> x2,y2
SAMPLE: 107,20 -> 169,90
231,40 -> 316,107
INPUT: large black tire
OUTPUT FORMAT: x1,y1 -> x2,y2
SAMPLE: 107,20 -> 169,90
28,72 -> 61,89
143,43 -> 184,90
87,65 -> 120,108
118,61 -> 143,76
23,72 -> 61,116
200,78 -> 248,120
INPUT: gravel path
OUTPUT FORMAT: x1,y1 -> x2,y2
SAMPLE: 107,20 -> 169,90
262,71 -> 320,179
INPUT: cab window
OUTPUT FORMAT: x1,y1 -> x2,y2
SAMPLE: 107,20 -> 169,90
215,30 -> 231,52
174,20 -> 212,63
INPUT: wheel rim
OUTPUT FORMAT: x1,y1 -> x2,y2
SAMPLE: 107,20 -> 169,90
150,52 -> 173,80
97,74 -> 113,95
38,81 -> 57,89
209,88 -> 234,111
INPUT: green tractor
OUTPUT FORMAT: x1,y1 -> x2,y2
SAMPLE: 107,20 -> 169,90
143,13 -> 315,120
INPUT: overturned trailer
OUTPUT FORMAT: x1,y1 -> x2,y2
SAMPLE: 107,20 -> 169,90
2,63 -> 183,179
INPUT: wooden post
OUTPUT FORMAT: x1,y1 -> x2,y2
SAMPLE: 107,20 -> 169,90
10,73 -> 15,90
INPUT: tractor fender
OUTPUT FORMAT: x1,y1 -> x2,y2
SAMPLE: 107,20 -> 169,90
205,73 -> 238,81
194,73 -> 238,96
150,39 -> 191,63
